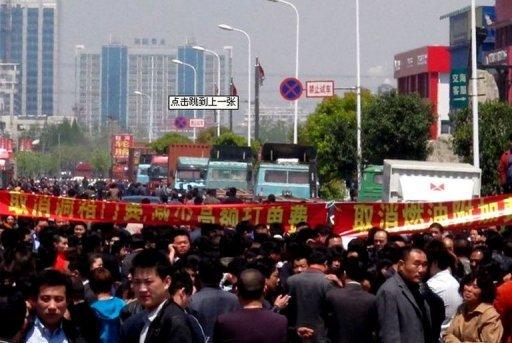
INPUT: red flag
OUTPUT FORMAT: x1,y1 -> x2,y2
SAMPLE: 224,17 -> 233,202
230,78 -> 237,96
258,63 -> 265,85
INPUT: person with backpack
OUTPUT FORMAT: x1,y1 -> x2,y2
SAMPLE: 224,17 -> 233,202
498,133 -> 512,193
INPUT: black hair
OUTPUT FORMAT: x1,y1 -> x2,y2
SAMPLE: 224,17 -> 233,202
89,267 -> 113,294
131,249 -> 172,280
345,256 -> 366,282
169,270 -> 193,296
460,270 -> 496,304
307,248 -> 329,265
198,258 -> 223,287
172,229 -> 190,242
250,257 -> 276,279
400,247 -> 426,262
425,240 -> 454,271
33,269 -> 72,301
0,289 -> 26,340
237,268 -> 265,301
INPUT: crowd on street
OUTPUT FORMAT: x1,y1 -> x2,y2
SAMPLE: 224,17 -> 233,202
0,177 -> 510,342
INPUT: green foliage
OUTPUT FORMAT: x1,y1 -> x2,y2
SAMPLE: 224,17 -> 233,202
298,94 -> 361,185
197,126 -> 231,145
452,101 -> 512,195
319,179 -> 348,200
39,118 -> 87,149
147,133 -> 192,154
213,132 -> 261,157
259,119 -> 291,144
362,92 -> 434,164
90,149 -> 111,177
15,151 -> 58,178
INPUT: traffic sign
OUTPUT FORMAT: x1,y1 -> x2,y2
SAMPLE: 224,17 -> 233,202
189,118 -> 205,128
280,77 -> 303,101
306,80 -> 335,98
174,116 -> 188,129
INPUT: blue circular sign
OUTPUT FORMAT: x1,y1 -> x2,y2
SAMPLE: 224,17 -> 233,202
280,77 -> 303,101
174,116 -> 188,129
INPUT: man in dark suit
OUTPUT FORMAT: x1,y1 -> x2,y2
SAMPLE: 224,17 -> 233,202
119,249 -> 192,343
188,258 -> 239,340
326,257 -> 377,343
376,247 -> 435,343
213,269 -> 287,343
287,248 -> 335,342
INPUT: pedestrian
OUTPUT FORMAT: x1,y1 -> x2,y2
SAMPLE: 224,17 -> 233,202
325,257 -> 377,343
376,247 -> 434,343
444,270 -> 503,342
212,269 -> 287,343
119,249 -> 193,343
0,288 -> 27,343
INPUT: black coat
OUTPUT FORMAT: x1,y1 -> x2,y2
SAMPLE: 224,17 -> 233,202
119,299 -> 193,343
325,282 -> 378,343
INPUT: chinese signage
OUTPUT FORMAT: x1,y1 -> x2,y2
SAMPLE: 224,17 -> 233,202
189,118 -> 205,128
394,47 -> 429,78
168,96 -> 239,110
305,81 -> 335,98
0,191 -> 328,229
450,68 -> 468,109
485,47 -> 511,65
334,194 -> 512,236
111,134 -> 133,161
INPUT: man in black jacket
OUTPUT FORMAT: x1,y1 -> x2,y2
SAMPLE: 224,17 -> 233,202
326,257 -> 377,343
119,249 -> 193,343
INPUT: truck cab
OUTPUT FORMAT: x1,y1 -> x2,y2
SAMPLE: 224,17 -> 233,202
147,155 -> 169,188
174,157 -> 209,190
254,144 -> 317,199
136,164 -> 150,184
205,146 -> 253,191
358,165 -> 384,201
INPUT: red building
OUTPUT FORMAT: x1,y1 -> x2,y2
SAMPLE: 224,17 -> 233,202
394,46 -> 451,139
485,0 -> 512,104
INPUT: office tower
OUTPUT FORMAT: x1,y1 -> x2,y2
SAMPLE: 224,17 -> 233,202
77,52 -> 100,135
101,43 -> 128,128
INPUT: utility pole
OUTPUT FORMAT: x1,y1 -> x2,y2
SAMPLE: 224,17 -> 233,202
229,78 -> 234,131
254,57 -> 260,141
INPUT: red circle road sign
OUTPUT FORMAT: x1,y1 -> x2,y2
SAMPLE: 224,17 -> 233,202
279,77 -> 303,101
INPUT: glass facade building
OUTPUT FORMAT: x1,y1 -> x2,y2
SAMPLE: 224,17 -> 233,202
101,44 -> 128,128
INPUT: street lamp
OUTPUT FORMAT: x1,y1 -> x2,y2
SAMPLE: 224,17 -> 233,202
470,0 -> 479,168
193,45 -> 222,137
267,0 -> 300,145
172,58 -> 198,142
356,0 -> 362,191
219,24 -> 252,147
133,90 -> 154,142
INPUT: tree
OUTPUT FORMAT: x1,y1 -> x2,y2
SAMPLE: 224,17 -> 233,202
213,132 -> 261,157
452,101 -> 512,195
147,132 -> 192,154
259,119 -> 291,144
362,92 -> 434,164
90,148 -> 111,177
197,126 -> 231,145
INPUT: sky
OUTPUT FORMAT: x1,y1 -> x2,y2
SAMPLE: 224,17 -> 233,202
58,0 -> 494,114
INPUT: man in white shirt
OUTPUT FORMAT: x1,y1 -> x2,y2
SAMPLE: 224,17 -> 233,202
426,242 -> 462,339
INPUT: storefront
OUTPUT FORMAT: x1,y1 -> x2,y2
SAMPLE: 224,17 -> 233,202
394,46 -> 451,139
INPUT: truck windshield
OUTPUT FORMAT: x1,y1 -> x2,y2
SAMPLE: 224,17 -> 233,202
264,170 -> 309,184
178,170 -> 203,180
210,169 -> 247,181
148,165 -> 168,179
138,168 -> 148,175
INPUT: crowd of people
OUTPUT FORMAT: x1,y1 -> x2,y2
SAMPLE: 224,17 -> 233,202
0,178 -> 511,342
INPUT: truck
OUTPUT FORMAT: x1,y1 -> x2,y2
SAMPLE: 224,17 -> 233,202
358,165 -> 384,202
167,144 -> 211,185
127,146 -> 155,183
205,145 -> 254,191
147,155 -> 169,188
254,143 -> 318,199
381,159 -> 481,202
173,157 -> 209,190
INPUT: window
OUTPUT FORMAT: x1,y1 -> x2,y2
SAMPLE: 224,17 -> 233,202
264,170 -> 287,183
177,170 -> 202,180
288,171 -> 309,184
210,169 -> 246,181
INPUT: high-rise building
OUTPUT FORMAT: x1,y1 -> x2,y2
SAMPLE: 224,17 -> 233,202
0,0 -> 59,116
77,52 -> 100,134
101,43 -> 128,128
177,45 -> 204,95
128,51 -> 177,139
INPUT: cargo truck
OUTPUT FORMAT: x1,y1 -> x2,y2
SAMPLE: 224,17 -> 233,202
174,157 -> 209,190
380,159 -> 481,202
254,143 -> 318,199
205,146 -> 254,191
167,144 -> 211,185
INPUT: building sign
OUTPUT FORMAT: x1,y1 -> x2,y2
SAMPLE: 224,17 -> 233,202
485,49 -> 509,65
111,134 -> 133,161
450,68 -> 468,109
168,96 -> 239,110
394,47 -> 430,78
305,81 -> 335,98
189,118 -> 205,128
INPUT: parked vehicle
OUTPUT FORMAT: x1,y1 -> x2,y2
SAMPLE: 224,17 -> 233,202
205,146 -> 253,191
174,157 -> 209,190
358,165 -> 384,202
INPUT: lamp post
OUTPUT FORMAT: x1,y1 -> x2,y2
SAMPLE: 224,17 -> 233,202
193,45 -> 222,137
268,0 -> 300,144
219,24 -> 252,147
133,90 -> 154,142
172,59 -> 198,142
470,0 -> 479,168
356,0 -> 362,191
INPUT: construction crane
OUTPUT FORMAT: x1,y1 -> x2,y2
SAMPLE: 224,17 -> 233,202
1,0 -> 13,62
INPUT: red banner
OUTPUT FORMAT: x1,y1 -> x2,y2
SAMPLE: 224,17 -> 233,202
334,195 -> 512,236
111,134 -> 133,162
0,191 -> 327,229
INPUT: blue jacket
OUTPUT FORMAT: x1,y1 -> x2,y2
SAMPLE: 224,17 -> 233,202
91,297 -> 125,343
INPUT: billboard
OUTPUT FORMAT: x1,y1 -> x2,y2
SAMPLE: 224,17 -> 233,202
111,134 -> 133,161
394,47 -> 429,79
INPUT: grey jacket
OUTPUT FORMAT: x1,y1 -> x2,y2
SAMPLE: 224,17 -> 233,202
376,273 -> 432,343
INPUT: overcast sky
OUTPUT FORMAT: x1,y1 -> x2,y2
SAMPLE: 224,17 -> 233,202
59,0 -> 494,114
